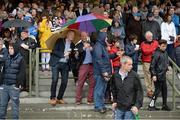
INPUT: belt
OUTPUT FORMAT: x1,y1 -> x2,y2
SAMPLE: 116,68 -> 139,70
83,63 -> 93,65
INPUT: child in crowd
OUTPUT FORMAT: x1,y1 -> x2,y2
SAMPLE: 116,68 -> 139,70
148,39 -> 171,111
125,34 -> 139,72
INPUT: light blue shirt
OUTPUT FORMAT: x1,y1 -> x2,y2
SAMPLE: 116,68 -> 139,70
83,48 -> 92,64
59,40 -> 71,63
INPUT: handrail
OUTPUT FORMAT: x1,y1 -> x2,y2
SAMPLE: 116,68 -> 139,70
168,57 -> 180,72
167,57 -> 180,110
28,49 -> 32,97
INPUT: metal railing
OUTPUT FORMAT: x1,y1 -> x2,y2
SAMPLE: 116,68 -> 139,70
167,57 -> 180,110
32,48 -> 180,110
34,48 -> 77,97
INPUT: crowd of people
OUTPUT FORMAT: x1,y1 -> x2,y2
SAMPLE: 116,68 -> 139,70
0,0 -> 180,119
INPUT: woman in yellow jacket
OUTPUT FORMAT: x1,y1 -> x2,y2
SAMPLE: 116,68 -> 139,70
38,17 -> 52,71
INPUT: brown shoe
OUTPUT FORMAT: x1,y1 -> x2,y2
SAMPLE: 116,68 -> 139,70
56,99 -> 67,104
147,91 -> 153,98
49,99 -> 57,106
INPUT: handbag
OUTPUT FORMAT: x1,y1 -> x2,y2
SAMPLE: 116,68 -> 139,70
169,36 -> 175,42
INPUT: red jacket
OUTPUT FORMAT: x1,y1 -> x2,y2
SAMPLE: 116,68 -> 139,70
108,46 -> 121,67
140,40 -> 158,63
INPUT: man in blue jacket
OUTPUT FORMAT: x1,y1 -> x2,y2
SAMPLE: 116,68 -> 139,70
0,43 -> 26,119
92,28 -> 120,113
168,7 -> 179,34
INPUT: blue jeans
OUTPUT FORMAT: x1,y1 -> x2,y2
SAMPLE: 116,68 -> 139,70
50,62 -> 69,100
0,84 -> 20,119
114,109 -> 135,120
93,75 -> 107,110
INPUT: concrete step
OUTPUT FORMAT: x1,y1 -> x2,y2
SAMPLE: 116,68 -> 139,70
6,102 -> 180,119
19,97 -> 180,105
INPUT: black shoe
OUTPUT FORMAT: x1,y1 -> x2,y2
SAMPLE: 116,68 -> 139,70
148,106 -> 160,111
162,105 -> 171,111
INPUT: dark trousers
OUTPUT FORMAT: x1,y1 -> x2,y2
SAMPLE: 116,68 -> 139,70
50,62 -> 69,100
152,80 -> 167,105
166,44 -> 174,59
132,63 -> 138,72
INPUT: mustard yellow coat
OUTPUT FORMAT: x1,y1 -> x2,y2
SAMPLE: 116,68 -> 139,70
38,18 -> 52,52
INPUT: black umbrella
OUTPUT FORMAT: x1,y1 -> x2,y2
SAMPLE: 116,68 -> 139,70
2,19 -> 31,28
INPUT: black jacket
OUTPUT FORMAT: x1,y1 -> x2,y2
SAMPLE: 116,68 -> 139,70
49,39 -> 75,68
111,70 -> 143,110
16,37 -> 37,64
142,20 -> 161,41
75,40 -> 94,69
2,53 -> 26,88
150,48 -> 169,81
75,9 -> 88,17
174,45 -> 180,67
0,48 -> 8,85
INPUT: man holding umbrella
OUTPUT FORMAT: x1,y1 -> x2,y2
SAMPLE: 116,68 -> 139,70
49,30 -> 77,106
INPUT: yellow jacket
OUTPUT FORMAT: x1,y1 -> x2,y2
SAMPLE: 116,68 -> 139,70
38,18 -> 52,52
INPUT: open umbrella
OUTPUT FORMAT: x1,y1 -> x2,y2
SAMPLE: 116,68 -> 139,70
2,19 -> 31,28
45,28 -> 80,50
62,13 -> 112,33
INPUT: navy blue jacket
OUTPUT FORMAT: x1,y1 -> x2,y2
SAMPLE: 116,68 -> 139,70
3,53 -> 26,87
125,42 -> 139,64
92,32 -> 116,75
49,39 -> 75,68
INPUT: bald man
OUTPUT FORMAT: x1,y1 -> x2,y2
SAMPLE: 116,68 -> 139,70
75,31 -> 95,105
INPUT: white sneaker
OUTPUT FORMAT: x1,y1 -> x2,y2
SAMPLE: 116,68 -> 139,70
177,73 -> 180,80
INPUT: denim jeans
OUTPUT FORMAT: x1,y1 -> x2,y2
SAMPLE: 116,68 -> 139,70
114,108 -> 135,120
0,84 -> 20,119
93,75 -> 107,110
50,62 -> 69,100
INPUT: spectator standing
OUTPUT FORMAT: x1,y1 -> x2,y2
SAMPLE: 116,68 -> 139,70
75,1 -> 88,17
91,2 -> 104,15
140,31 -> 159,98
0,43 -> 26,119
125,34 -> 139,72
92,29 -> 112,114
110,19 -> 125,49
16,28 -> 37,91
148,40 -> 171,111
64,3 -> 76,21
161,13 -> 176,59
111,56 -> 143,120
168,7 -> 180,35
38,15 -> 52,71
75,31 -> 95,105
142,12 -> 161,41
92,28 -> 120,114
126,10 -> 142,44
49,30 -> 76,106
153,8 -> 163,26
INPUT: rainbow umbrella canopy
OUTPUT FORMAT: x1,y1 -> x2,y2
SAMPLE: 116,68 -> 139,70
62,13 -> 112,33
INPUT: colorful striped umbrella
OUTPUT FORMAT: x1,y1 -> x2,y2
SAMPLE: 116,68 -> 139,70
62,13 -> 112,33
